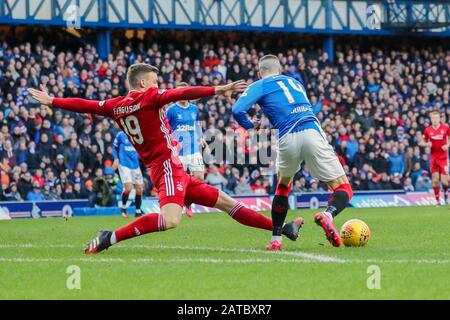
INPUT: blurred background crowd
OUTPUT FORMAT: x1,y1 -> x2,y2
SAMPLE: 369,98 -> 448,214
0,29 -> 449,203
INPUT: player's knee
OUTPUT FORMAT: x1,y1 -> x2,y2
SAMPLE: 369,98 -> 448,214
164,213 -> 182,229
124,184 -> 133,193
160,204 -> 183,229
135,185 -> 144,195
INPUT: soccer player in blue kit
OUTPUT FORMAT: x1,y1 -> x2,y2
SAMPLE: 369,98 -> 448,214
232,55 -> 353,250
167,82 -> 207,218
166,82 -> 206,181
113,130 -> 145,218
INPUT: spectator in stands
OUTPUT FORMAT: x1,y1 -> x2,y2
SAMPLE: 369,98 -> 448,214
205,165 -> 228,191
235,177 -> 253,195
63,184 -> 76,200
2,182 -> 22,201
410,162 -> 423,186
415,171 -> 432,192
388,146 -> 405,176
251,178 -> 267,195
26,182 -> 45,201
53,154 -> 68,176
18,172 -> 33,199
43,183 -> 60,200
0,29 -> 448,199
223,167 -> 239,194
404,177 -> 415,192
293,177 -> 308,193
90,171 -> 114,207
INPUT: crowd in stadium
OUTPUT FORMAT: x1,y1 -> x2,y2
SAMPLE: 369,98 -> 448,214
0,30 -> 448,203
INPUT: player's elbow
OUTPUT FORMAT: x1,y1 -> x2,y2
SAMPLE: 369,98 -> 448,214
232,109 -> 248,126
231,108 -> 243,119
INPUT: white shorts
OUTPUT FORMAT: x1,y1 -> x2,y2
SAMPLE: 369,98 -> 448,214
277,128 -> 345,182
118,165 -> 144,185
179,152 -> 205,173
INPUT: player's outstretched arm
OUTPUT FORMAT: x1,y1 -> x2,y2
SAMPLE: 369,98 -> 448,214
28,85 -> 112,117
232,82 -> 263,130
155,80 -> 247,107
214,80 -> 248,97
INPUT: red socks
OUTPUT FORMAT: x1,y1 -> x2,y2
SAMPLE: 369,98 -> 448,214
114,214 -> 166,243
275,183 -> 292,196
325,183 -> 353,218
113,202 -> 273,244
434,186 -> 440,203
335,183 -> 353,200
228,202 -> 272,231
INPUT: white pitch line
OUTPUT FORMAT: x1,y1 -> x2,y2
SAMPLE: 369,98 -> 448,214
0,257 -> 318,264
123,244 -> 345,263
1,256 -> 450,265
2,243 -> 450,264
0,243 -> 343,263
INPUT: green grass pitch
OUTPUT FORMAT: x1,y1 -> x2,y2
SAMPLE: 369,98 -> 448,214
1,206 -> 449,299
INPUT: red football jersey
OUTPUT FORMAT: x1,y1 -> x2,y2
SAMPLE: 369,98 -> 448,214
53,86 -> 215,168
424,124 -> 450,160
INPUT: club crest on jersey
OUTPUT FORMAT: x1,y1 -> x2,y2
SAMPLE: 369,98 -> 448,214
176,181 -> 184,192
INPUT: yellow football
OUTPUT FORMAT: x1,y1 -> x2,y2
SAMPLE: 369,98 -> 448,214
340,219 -> 371,247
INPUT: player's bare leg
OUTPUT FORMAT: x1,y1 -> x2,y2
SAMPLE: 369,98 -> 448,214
314,175 -> 353,247
135,184 -> 144,217
440,174 -> 449,205
432,172 -> 441,207
213,190 -> 303,244
85,203 -> 182,254
265,175 -> 297,251
121,183 -> 133,218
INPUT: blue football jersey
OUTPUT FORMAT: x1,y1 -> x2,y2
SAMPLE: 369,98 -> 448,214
112,131 -> 140,169
232,75 -> 319,138
166,102 -> 203,156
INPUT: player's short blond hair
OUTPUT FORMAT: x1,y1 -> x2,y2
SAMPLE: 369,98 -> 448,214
126,63 -> 159,89
258,54 -> 281,76
429,110 -> 440,118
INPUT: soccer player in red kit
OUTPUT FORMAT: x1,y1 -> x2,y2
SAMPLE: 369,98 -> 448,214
28,63 -> 303,253
421,111 -> 450,206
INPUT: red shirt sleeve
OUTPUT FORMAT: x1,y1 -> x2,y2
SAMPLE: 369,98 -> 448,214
143,86 -> 215,108
423,128 -> 430,142
52,97 -> 121,117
